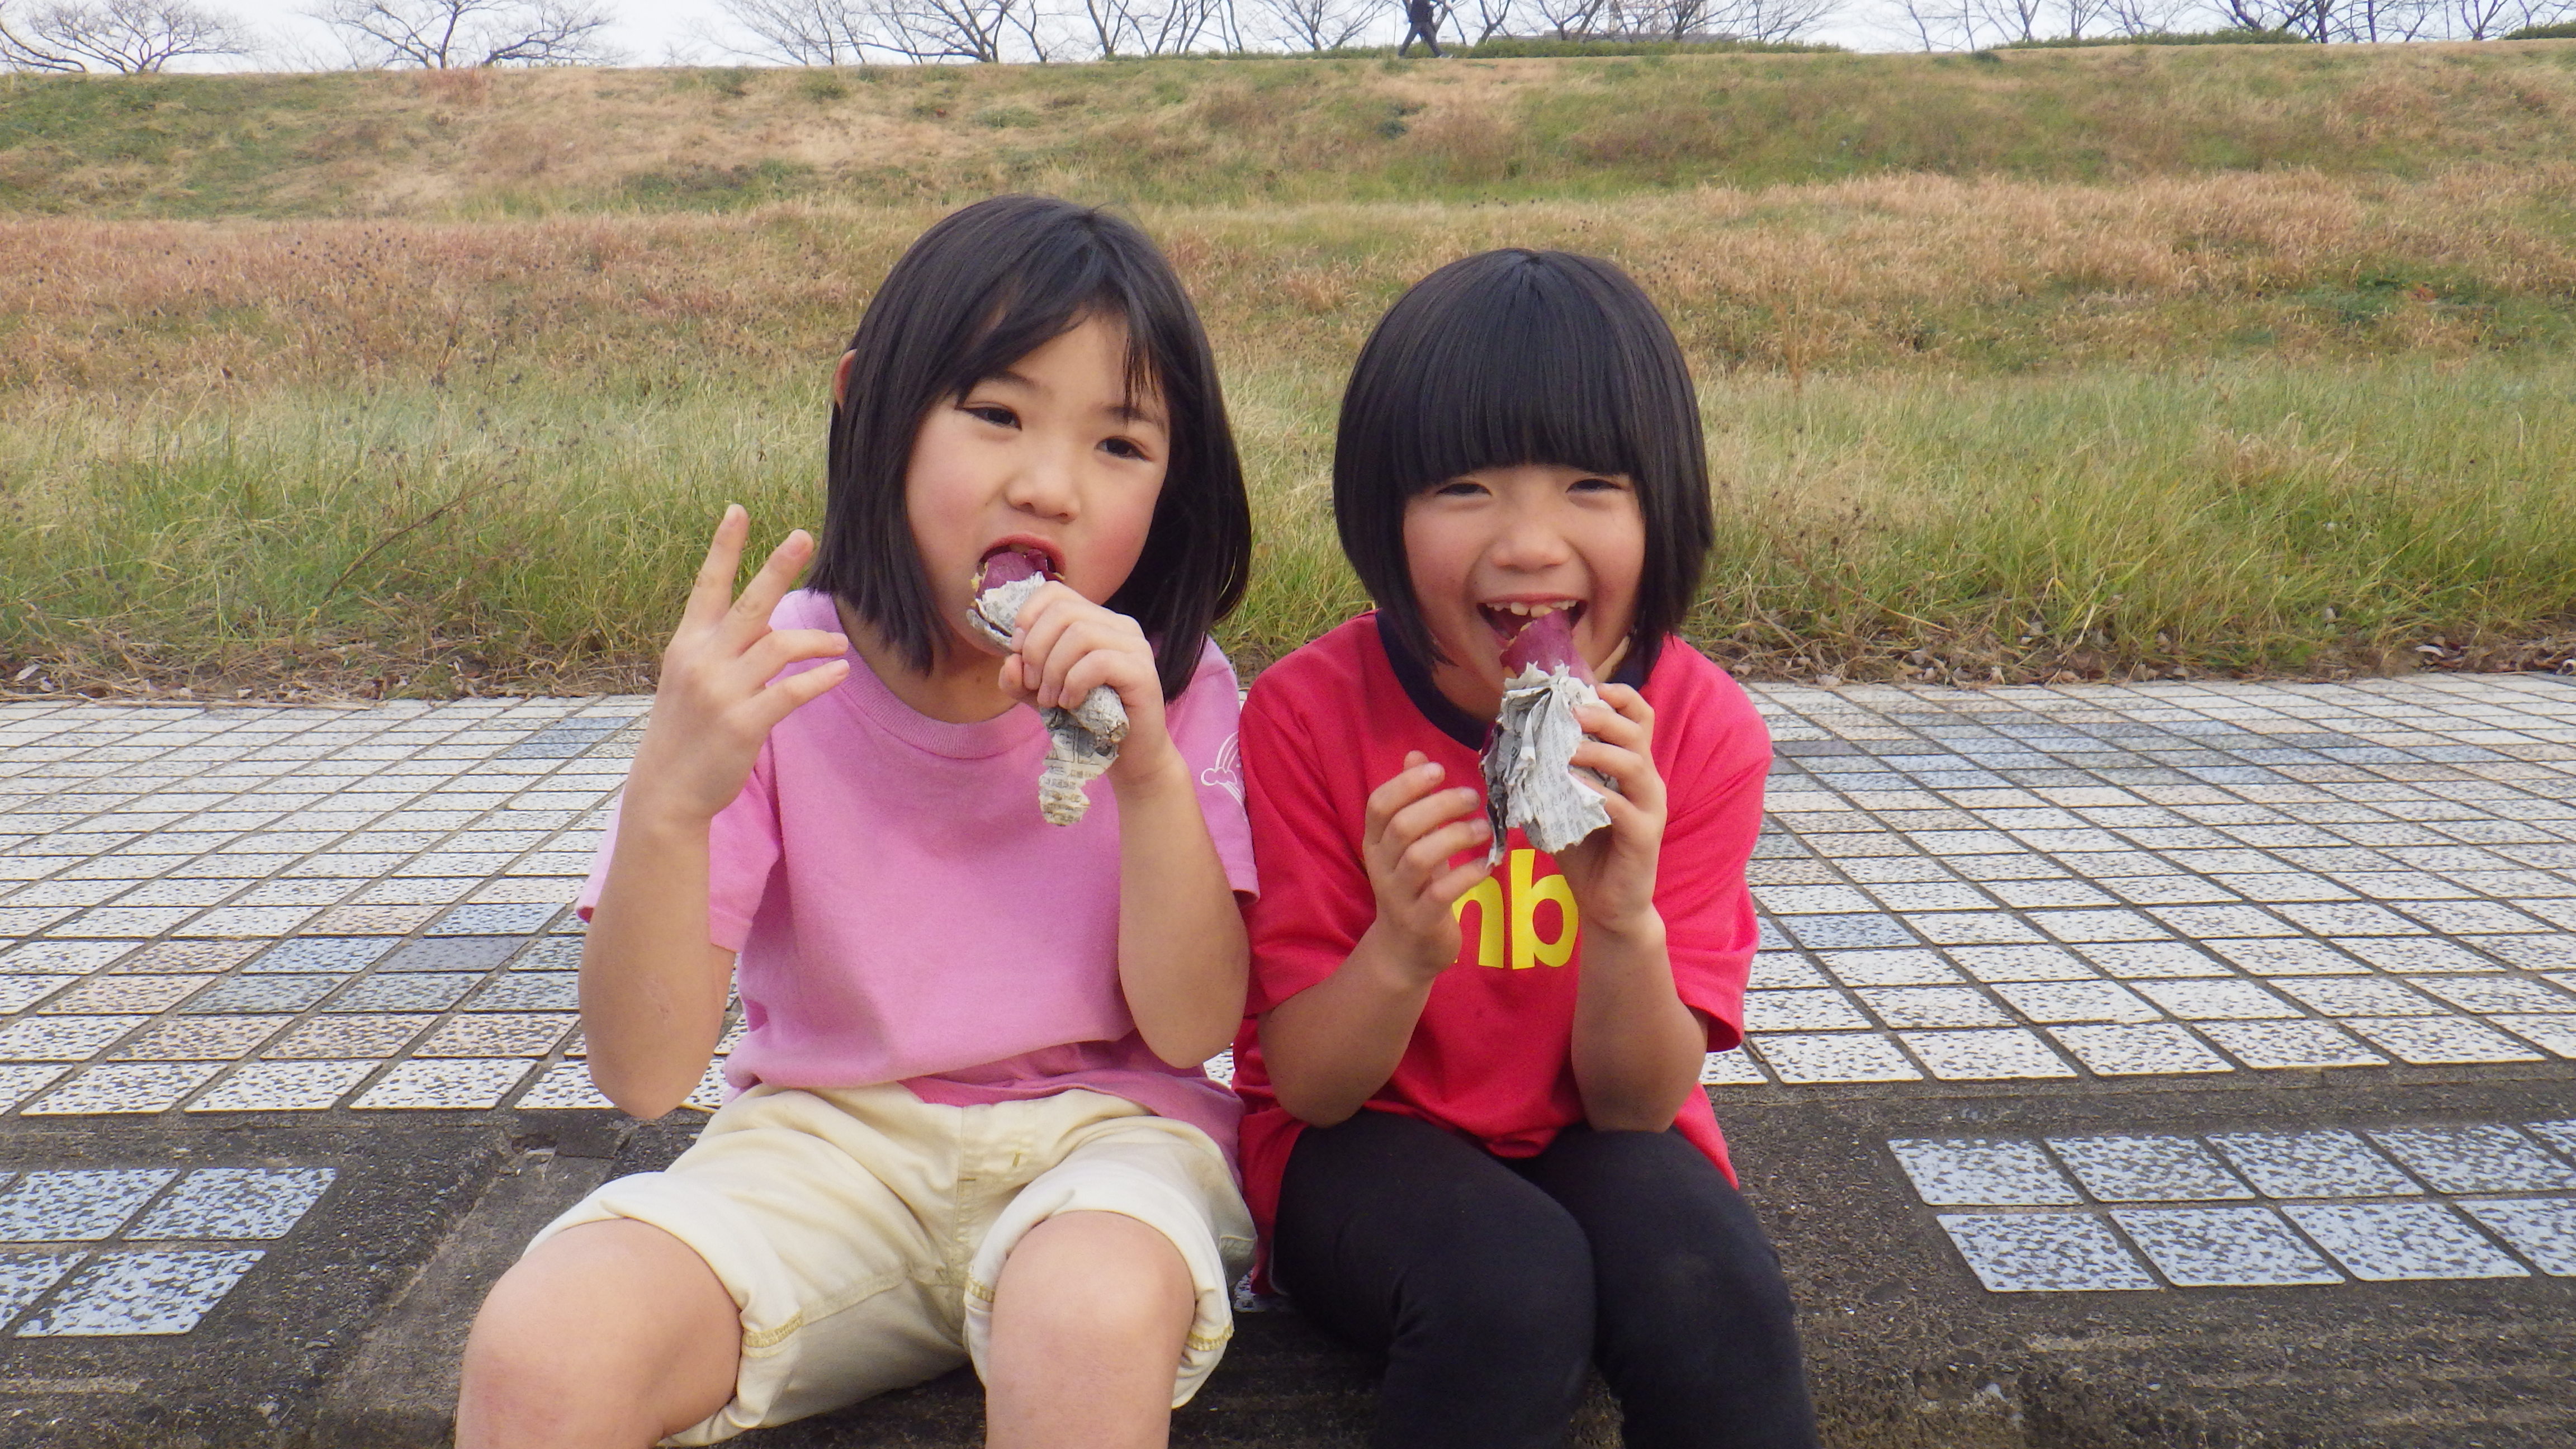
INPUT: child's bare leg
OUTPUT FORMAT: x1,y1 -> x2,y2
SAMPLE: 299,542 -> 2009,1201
983,1210 -> 1197,1449
457,1219 -> 742,1449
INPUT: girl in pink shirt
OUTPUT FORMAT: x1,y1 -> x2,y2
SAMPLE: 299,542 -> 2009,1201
458,197 -> 1259,1449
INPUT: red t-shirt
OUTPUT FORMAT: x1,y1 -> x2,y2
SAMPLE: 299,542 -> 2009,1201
1229,614 -> 1772,1247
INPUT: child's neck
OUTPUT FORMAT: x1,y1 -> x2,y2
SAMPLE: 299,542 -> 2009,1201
834,598 -> 1019,727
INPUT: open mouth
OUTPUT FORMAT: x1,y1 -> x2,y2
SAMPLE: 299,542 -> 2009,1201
974,539 -> 1062,591
1479,599 -> 1584,648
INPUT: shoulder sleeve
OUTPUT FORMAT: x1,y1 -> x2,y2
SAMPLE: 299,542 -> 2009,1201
1652,656 -> 1771,1053
703,743 -> 784,954
576,744 -> 781,957
1166,640 -> 1258,899
1240,672 -> 1374,1017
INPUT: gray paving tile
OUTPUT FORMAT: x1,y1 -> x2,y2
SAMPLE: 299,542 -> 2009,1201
131,1168 -> 334,1240
1890,1139 -> 2082,1205
379,936 -> 522,972
2343,1016 -> 2547,1065
1749,1033 -> 1920,1083
352,1058 -> 530,1109
325,973 -> 480,1012
2046,1024 -> 2236,1076
2365,1126 -> 2576,1194
0,1016 -> 146,1061
2456,1198 -> 2576,1276
179,976 -> 339,1014
1900,1029 -> 2075,1080
107,1016 -> 282,1060
0,1250 -> 81,1325
2207,1129 -> 2421,1198
244,936 -> 396,973
15,1248 -> 264,1334
0,1171 -> 174,1249
187,1060 -> 376,1112
2281,1202 -> 2527,1281
2112,1207 -> 2345,1287
2194,1019 -> 2389,1069
23,1063 -> 224,1115
1935,1213 -> 2158,1292
2047,1134 -> 2255,1202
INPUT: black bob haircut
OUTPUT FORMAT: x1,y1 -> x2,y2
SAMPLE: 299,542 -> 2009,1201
1333,249 -> 1714,680
807,195 -> 1252,703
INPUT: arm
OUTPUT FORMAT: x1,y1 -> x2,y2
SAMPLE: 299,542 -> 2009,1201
1005,592 -> 1245,1067
1258,754 -> 1493,1126
1555,685 -> 1706,1131
582,508 -> 850,1119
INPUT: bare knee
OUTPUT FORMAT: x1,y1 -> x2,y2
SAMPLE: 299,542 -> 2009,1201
995,1211 -> 1194,1353
458,1220 -> 740,1449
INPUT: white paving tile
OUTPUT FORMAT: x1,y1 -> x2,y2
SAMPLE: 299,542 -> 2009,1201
15,1248 -> 264,1335
1935,1213 -> 2158,1292
2046,1134 -> 2255,1202
2111,1206 -> 2344,1287
2047,1024 -> 2233,1076
1749,1033 -> 1922,1083
2207,1129 -> 2421,1199
2194,1019 -> 2389,1070
2364,1126 -> 2576,1194
1890,1139 -> 2082,1206
1900,1029 -> 2076,1081
2281,1202 -> 2527,1281
2456,1198 -> 2576,1276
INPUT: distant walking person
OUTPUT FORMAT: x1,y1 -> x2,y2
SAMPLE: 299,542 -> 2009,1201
1399,0 -> 1443,56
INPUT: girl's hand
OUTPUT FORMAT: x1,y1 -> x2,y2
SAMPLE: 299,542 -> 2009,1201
629,506 -> 851,823
1361,753 -> 1494,981
996,581 -> 1173,784
1552,684 -> 1666,936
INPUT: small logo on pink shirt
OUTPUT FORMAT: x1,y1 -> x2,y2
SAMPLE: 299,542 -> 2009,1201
1201,732 -> 1244,804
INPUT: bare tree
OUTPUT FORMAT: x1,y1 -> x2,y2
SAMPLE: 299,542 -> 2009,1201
1247,0 -> 1371,49
1459,0 -> 1521,38
1701,0 -> 1839,39
1531,0 -> 1609,36
0,0 -> 244,72
1077,0 -> 1225,54
714,0 -> 874,61
312,0 -> 619,67
864,0 -> 1044,60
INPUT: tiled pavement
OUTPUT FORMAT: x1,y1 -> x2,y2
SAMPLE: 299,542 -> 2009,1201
0,675 -> 2573,1445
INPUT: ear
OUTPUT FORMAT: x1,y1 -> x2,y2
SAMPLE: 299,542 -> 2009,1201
831,351 -> 858,410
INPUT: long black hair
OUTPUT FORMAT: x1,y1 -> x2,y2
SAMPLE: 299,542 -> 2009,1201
1333,248 -> 1712,678
807,195 -> 1253,702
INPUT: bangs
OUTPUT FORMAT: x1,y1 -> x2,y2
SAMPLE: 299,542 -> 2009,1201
1367,262 -> 1650,493
944,263 -> 1161,422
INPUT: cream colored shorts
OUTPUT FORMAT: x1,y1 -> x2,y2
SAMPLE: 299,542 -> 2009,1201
525,1082 -> 1254,1447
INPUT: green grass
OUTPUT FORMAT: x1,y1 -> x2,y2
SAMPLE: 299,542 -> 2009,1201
5,357 -> 2570,696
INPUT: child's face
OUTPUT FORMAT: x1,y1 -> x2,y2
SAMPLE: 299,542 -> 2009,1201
905,314 -> 1169,655
1401,463 -> 1645,715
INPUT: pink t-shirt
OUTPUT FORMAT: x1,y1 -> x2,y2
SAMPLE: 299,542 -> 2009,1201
579,589 -> 1258,1159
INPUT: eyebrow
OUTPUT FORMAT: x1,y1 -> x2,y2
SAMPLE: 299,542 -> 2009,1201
967,370 -> 1165,428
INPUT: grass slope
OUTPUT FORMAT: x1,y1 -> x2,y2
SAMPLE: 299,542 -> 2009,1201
2,42 -> 2575,217
3,48 -> 2574,697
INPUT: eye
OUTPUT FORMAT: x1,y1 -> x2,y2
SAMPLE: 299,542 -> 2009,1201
1569,475 -> 1626,494
1429,478 -> 1489,498
1101,435 -> 1153,462
962,402 -> 1018,429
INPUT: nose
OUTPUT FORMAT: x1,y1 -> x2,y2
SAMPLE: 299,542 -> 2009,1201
1002,436 -> 1080,522
1488,496 -> 1574,574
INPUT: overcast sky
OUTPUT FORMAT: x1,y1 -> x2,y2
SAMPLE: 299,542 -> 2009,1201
208,0 -> 1906,70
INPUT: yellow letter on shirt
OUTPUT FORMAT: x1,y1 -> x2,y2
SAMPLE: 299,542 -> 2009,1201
1509,849 -> 1578,970
1452,874 -> 1504,968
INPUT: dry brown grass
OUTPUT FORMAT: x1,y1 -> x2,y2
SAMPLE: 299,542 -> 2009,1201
7,44 -> 2576,219
5,166 -> 2572,401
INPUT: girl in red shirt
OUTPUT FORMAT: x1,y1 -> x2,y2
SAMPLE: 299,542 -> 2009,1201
1229,250 -> 1818,1448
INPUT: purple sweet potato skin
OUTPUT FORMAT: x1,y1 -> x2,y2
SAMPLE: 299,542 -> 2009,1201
978,549 -> 1046,593
1499,610 -> 1594,684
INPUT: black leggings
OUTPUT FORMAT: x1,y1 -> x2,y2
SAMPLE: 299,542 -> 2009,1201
1271,1110 -> 1818,1449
